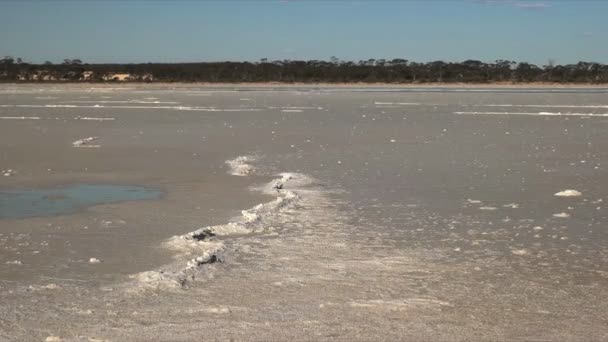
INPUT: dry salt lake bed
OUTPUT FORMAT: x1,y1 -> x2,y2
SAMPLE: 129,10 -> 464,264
0,84 -> 607,341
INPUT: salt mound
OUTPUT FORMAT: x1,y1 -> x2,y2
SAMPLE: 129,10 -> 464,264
553,212 -> 571,218
554,189 -> 582,197
72,136 -> 100,148
225,156 -> 256,176
131,246 -> 223,290
2,169 -> 16,177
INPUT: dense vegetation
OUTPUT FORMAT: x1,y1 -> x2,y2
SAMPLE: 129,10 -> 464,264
2,56 -> 608,83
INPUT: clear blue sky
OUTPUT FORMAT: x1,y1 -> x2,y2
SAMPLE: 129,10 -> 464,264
0,0 -> 606,65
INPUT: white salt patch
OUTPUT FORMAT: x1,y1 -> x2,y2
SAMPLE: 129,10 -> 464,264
270,106 -> 318,110
374,101 -> 421,106
75,117 -> 116,121
45,104 -> 77,108
479,206 -> 497,211
5,260 -> 22,265
2,169 -> 16,177
467,199 -> 482,204
67,100 -> 178,104
0,116 -> 41,120
225,156 -> 256,176
89,258 -> 101,264
129,271 -> 181,289
455,111 -> 608,117
474,103 -> 608,109
45,336 -> 63,342
281,109 -> 303,113
165,235 -> 225,256
72,137 -> 100,148
511,249 -> 529,256
100,219 -> 126,228
203,306 -> 230,314
533,226 -> 544,231
503,203 -> 520,208
0,104 -> 260,112
553,212 -> 571,218
554,189 -> 582,197
27,283 -> 62,292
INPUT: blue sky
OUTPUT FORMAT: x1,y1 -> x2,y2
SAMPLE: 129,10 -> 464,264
0,1 -> 606,65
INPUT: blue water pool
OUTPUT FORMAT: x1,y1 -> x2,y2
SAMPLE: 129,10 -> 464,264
0,184 -> 162,219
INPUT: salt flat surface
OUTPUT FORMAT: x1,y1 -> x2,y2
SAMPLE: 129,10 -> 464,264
0,84 -> 606,341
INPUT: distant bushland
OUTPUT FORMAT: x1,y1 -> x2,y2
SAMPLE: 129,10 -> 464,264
2,57 -> 608,84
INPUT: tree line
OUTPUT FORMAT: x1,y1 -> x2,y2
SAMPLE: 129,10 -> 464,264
2,56 -> 608,83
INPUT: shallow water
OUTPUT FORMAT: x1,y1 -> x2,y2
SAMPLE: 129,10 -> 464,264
0,184 -> 161,219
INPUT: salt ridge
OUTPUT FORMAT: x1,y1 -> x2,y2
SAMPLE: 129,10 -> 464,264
130,157 -> 322,290
72,137 -> 100,148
